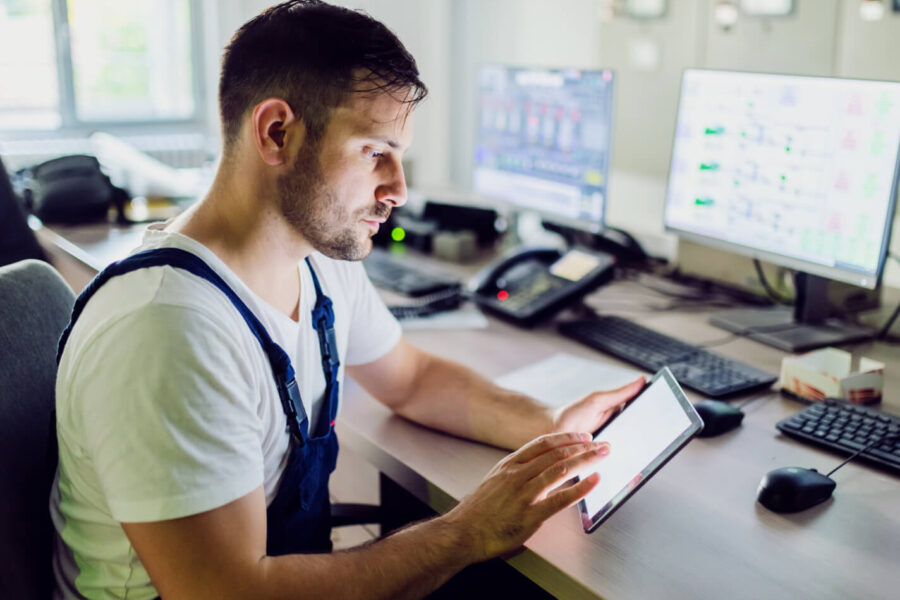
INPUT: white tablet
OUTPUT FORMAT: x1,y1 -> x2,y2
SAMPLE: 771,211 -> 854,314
577,366 -> 703,533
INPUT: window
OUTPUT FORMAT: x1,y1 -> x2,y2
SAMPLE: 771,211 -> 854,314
0,0 -> 60,129
0,0 -> 202,131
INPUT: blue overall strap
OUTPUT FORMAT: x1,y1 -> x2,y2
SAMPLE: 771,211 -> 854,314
305,257 -> 341,435
56,247 -> 311,445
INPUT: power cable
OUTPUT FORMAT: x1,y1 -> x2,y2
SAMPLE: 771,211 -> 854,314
753,259 -> 792,305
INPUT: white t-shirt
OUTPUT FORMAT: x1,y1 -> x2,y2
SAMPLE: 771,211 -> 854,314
50,228 -> 401,600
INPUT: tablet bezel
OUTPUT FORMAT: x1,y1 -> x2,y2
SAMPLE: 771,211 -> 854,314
577,366 -> 703,533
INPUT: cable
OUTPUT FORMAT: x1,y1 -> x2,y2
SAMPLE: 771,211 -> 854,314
753,259 -> 793,305
876,254 -> 900,340
877,301 -> 900,340
696,322 -> 798,349
732,390 -> 773,410
618,272 -> 759,313
825,433 -> 900,478
695,332 -> 740,349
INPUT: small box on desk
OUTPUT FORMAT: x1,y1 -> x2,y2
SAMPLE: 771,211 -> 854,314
778,347 -> 883,405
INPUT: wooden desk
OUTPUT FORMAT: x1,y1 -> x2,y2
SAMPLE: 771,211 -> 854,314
34,221 -> 147,292
38,224 -> 900,599
339,278 -> 900,600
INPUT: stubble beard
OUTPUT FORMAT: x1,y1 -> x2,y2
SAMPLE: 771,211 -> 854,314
277,142 -> 388,261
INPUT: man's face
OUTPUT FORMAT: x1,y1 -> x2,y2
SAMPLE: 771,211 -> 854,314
277,90 -> 414,261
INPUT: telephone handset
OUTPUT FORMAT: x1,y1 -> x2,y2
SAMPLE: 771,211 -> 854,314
467,246 -> 616,326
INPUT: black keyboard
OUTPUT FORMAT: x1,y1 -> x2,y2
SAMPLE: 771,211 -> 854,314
777,398 -> 900,476
558,315 -> 777,398
364,249 -> 460,297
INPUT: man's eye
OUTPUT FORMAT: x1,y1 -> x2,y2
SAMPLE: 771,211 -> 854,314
366,149 -> 384,159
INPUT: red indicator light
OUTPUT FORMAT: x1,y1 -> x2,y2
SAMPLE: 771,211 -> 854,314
497,290 -> 509,301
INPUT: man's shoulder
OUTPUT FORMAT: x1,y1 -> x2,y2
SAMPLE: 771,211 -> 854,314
61,265 -> 249,375
82,263 -> 239,330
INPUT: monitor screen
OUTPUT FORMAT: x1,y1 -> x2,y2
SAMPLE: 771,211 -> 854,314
473,65 -> 615,233
664,69 -> 900,289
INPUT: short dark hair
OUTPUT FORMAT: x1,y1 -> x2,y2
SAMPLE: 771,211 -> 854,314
218,0 -> 427,150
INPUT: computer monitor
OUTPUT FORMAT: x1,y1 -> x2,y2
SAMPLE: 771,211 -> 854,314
473,65 -> 615,234
664,69 -> 900,352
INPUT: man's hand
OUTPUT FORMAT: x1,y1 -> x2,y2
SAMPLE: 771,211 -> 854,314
442,432 -> 610,561
551,377 -> 645,437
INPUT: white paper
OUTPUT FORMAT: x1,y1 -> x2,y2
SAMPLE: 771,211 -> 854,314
399,304 -> 489,330
495,353 -> 643,408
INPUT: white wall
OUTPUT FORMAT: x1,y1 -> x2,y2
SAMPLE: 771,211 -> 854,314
338,0 -> 453,188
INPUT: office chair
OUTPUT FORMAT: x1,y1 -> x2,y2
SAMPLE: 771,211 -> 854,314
0,259 -> 74,600
0,154 -> 46,268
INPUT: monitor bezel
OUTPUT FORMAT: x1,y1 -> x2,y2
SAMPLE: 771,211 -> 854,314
472,63 -> 616,235
663,68 -> 900,290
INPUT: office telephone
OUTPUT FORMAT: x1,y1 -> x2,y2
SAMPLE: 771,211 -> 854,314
467,246 -> 616,326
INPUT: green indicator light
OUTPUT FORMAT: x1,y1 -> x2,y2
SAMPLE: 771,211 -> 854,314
695,197 -> 714,206
785,146 -> 791,152
391,227 -> 406,242
781,175 -> 786,181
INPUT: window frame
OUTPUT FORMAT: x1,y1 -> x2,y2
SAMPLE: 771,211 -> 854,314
2,0 -> 207,136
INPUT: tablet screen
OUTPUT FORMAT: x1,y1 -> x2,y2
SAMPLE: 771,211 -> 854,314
577,367 -> 702,532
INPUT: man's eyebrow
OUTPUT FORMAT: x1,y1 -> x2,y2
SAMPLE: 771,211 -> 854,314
361,136 -> 402,150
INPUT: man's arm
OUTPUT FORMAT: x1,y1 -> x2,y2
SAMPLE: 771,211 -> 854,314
123,432 -> 610,600
346,338 -> 644,450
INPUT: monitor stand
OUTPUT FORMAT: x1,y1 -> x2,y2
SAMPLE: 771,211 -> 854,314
708,272 -> 873,353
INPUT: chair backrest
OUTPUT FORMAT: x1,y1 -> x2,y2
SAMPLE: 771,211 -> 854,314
0,259 -> 74,599
0,154 -> 46,268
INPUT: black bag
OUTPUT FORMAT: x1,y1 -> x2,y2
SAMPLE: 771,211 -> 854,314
24,155 -> 127,224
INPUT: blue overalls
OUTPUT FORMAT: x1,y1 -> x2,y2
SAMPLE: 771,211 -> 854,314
56,247 -> 341,563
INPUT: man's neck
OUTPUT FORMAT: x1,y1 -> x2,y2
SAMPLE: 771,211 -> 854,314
168,171 -> 310,321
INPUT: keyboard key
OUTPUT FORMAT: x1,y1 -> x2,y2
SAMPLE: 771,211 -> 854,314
870,449 -> 899,463
840,438 -> 867,451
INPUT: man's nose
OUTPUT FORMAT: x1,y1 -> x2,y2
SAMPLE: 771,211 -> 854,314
375,157 -> 408,208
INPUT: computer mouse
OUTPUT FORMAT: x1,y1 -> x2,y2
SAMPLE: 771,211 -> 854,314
693,400 -> 744,437
756,467 -> 836,513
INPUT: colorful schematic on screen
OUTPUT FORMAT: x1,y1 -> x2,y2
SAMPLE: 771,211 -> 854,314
473,66 -> 615,230
664,70 -> 900,288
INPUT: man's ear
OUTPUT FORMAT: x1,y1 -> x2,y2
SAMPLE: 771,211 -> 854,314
250,98 -> 305,166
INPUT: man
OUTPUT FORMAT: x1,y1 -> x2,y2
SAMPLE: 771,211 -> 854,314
50,2 -> 643,598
